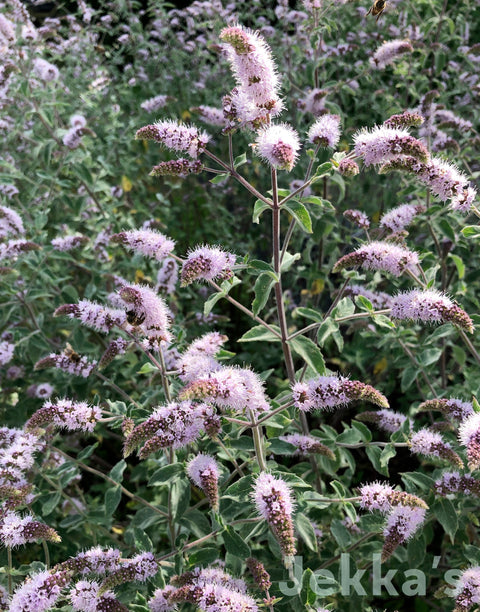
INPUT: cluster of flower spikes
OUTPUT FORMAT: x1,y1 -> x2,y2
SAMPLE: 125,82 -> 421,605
180,245 -> 236,286
69,580 -> 127,612
163,565 -> 259,612
252,472 -> 296,560
380,203 -> 426,233
359,482 -> 427,560
34,346 -> 97,378
0,427 -> 41,509
291,373 -> 389,412
24,398 -> 102,434
453,567 -> 480,612
369,39 -> 413,70
179,365 -> 270,416
434,472 -> 480,498
333,240 -> 419,278
0,510 -> 60,548
177,330 -> 228,383
459,412 -> 480,470
118,283 -> 172,346
123,401 -> 215,459
409,428 -> 464,468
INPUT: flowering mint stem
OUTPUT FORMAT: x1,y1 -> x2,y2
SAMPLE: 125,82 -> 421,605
7,546 -> 12,595
216,438 -> 245,477
249,409 -> 267,472
288,310 -> 392,340
458,329 -> 480,366
95,371 -> 142,410
203,150 -> 272,205
158,345 -> 172,403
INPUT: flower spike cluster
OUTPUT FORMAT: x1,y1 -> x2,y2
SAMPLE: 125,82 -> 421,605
135,120 -> 209,158
380,203 -> 425,233
459,413 -> 480,470
292,374 -> 389,411
181,245 -> 236,286
435,472 -> 480,497
353,126 -> 429,167
119,283 -> 172,344
111,229 -> 175,261
255,124 -> 300,172
453,567 -> 480,612
25,398 -> 102,434
410,428 -> 463,468
187,453 -> 220,510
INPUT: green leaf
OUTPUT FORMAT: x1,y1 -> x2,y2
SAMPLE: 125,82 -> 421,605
296,513 -> 318,552
188,547 -> 220,566
301,569 -> 317,606
313,161 -> 333,177
77,443 -> 99,461
223,476 -> 253,500
238,325 -> 281,343
223,526 -> 251,558
380,444 -> 397,469
448,254 -> 465,279
283,200 -> 313,233
267,438 -> 296,455
230,436 -> 255,451
233,153 -> 247,168
330,519 -> 351,549
247,260 -> 276,275
209,173 -> 229,184
365,445 -> 389,476
351,421 -> 372,442
138,362 -> 158,374
148,463 -> 184,486
253,199 -> 271,224
355,295 -> 373,311
252,273 -> 276,316
401,366 -> 418,391
287,335 -> 326,374
317,318 -> 339,347
461,225 -> 480,238
294,307 -> 323,323
109,460 -> 127,483
401,472 -> 435,491
280,252 -> 301,273
331,297 -> 355,319
418,348 -> 442,367
203,277 -> 241,316
104,486 -> 122,516
433,498 -> 458,541
170,479 -> 191,520
42,492 -> 61,516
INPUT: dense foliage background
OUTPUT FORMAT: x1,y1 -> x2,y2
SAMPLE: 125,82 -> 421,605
1,0 -> 480,610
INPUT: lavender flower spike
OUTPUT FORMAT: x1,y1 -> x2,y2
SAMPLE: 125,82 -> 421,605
69,580 -> 128,612
435,472 -> 480,497
119,283 -> 172,343
187,454 -> 219,510
292,374 -> 389,411
54,300 -> 127,333
384,111 -> 424,129
391,289 -> 474,333
333,241 -> 419,277
111,229 -> 175,261
253,472 -> 296,559
98,552 -> 158,594
0,511 -> 61,547
150,158 -> 203,177
370,40 -> 413,69
25,398 -> 102,434
459,413 -> 480,470
255,124 -> 300,172
382,505 -> 426,561
359,482 -> 428,513
380,203 -> 425,233
308,114 -> 341,148
181,245 -> 236,286
354,126 -> 429,166
454,567 -> 480,612
135,120 -> 210,159
10,570 -> 70,612
418,398 -> 473,422
410,428 -> 463,468
356,408 -> 407,433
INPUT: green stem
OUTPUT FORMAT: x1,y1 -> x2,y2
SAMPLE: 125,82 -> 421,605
249,409 -> 267,472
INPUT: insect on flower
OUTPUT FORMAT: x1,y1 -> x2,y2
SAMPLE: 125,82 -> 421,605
64,343 -> 81,363
126,310 -> 146,326
366,0 -> 387,22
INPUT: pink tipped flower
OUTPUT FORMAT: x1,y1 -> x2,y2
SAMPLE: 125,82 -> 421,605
178,331 -> 227,383
54,300 -> 127,333
58,547 -> 122,575
418,398 -> 473,422
34,348 -> 97,378
359,482 -> 427,514
354,126 -> 429,166
459,413 -> 480,470
150,158 -> 203,177
148,586 -> 177,611
0,239 -> 39,261
98,337 -> 129,369
51,235 -> 88,251
135,120 -> 210,158
384,111 -> 425,129
98,552 -> 158,594
0,340 -> 14,366
111,229 -> 175,261
356,408 -> 407,433
25,398 -> 102,433
391,289 -> 473,332
410,428 -> 463,467
379,155 -> 476,213
0,205 -> 25,238
435,472 -> 480,497
279,433 -> 335,459
253,472 -> 296,558
0,511 -> 60,547
140,94 -> 172,112
191,105 -> 227,127
123,401 -> 209,458
343,209 -> 370,229
380,203 -> 425,232
308,114 -> 341,148
187,453 -> 219,510
33,57 -> 60,82
255,124 -> 300,171
454,567 -> 480,612
181,245 -> 235,286
370,40 -> 413,69
180,366 -> 270,415
119,283 -> 172,343
333,241 -> 419,277
69,579 -> 125,612
10,570 -> 70,612
292,374 -> 389,412
220,24 -> 282,125
246,558 -> 271,592
382,505 -> 426,561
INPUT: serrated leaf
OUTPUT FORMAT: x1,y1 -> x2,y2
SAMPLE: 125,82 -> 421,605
252,273 -> 276,316
238,325 -> 281,343
287,335 -> 326,374
283,200 -> 313,233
